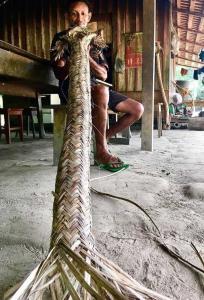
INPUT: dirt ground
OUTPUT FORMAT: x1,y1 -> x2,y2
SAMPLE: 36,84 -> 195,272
0,129 -> 204,299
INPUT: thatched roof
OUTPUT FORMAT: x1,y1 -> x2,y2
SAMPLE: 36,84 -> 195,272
173,0 -> 204,68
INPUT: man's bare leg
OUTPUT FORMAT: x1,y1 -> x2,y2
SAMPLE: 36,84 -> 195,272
92,85 -> 122,166
106,99 -> 144,139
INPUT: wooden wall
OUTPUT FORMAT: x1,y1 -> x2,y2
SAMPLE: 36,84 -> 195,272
0,0 -> 171,95
0,0 -> 68,58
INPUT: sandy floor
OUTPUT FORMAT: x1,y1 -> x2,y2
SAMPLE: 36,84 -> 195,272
0,130 -> 204,299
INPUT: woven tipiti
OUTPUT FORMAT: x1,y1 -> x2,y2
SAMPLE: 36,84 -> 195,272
5,27 -> 170,300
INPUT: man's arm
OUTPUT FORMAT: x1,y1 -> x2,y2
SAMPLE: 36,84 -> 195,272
51,57 -> 69,81
50,32 -> 70,81
50,34 -> 108,82
89,56 -> 108,81
52,55 -> 107,82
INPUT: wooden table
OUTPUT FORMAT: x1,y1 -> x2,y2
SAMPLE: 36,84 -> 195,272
0,40 -> 58,138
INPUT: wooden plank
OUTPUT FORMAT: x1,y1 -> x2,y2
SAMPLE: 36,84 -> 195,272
157,103 -> 163,138
174,7 -> 204,18
135,0 -> 142,91
0,82 -> 36,98
125,1 -> 135,92
41,0 -> 51,59
177,55 -> 204,64
35,1 -> 43,57
17,4 -> 22,49
4,0 -> 12,44
180,38 -> 204,47
179,48 -> 200,56
0,48 -> 58,87
53,106 -> 67,165
25,0 -> 34,54
121,90 -> 168,104
0,40 -> 47,62
111,0 -> 119,90
41,0 -> 46,58
36,93 -> 45,139
93,14 -> 112,44
115,0 -> 126,92
177,25 -> 204,35
141,0 -> 156,151
19,0 -> 27,50
32,1 -> 37,54
162,0 -> 171,91
11,0 -> 18,46
124,1 -> 130,92
1,6 -> 8,42
56,0 -> 65,33
49,0 -> 57,50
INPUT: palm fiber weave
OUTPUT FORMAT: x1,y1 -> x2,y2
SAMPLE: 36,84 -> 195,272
5,27 -> 170,300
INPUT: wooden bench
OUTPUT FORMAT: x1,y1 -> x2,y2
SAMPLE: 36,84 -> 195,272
45,105 -> 67,166
46,106 -> 131,165
107,109 -> 131,145
24,106 -> 41,138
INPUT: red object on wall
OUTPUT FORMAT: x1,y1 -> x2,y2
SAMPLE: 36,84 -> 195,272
180,68 -> 188,76
125,46 -> 142,68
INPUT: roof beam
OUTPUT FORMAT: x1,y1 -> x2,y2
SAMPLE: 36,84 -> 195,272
176,63 -> 198,69
173,7 -> 204,18
179,48 -> 199,56
177,25 -> 204,35
177,55 -> 204,64
180,38 -> 204,48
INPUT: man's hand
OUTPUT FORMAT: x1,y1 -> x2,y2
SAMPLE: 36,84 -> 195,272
51,58 -> 69,81
89,56 -> 107,81
56,58 -> 66,67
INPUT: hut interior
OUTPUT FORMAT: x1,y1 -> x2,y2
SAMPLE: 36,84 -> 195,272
0,1 -> 204,299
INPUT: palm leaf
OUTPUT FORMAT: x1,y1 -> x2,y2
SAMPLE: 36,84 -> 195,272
5,27 -> 169,300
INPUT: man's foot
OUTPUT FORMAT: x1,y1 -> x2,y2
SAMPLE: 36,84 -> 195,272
96,152 -> 121,166
98,161 -> 129,172
95,152 -> 129,172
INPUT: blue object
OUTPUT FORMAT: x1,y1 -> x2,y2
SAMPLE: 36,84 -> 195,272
199,49 -> 204,62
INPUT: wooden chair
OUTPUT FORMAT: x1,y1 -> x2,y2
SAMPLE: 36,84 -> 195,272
0,108 -> 24,144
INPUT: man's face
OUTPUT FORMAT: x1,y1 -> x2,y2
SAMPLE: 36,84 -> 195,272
69,1 -> 92,27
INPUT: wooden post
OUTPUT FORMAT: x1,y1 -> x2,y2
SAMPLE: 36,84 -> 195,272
36,92 -> 46,138
141,0 -> 156,151
157,103 -> 163,138
53,106 -> 66,166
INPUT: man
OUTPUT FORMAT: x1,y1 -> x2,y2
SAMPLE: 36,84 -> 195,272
51,0 -> 144,171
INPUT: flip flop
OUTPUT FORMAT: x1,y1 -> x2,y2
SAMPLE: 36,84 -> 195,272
99,162 -> 129,172
95,156 -> 129,172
